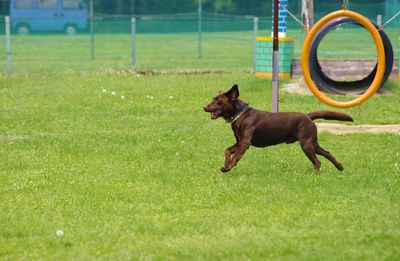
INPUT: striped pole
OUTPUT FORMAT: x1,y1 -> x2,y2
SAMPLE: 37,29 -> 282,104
271,0 -> 280,112
272,0 -> 288,38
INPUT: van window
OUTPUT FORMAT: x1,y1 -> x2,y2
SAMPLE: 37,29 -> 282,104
37,0 -> 57,9
15,0 -> 33,9
62,0 -> 80,9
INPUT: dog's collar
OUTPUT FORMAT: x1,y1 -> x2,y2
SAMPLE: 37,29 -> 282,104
226,106 -> 250,124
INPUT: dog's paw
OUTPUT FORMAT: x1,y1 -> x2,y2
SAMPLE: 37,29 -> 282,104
220,167 -> 230,173
224,158 -> 232,165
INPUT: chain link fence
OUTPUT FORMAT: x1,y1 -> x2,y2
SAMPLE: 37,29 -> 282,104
0,1 -> 399,75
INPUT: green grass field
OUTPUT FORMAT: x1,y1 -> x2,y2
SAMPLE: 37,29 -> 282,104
0,29 -> 400,259
1,72 -> 399,260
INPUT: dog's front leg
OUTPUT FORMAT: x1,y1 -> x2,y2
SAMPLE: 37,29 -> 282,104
221,140 -> 250,173
224,144 -> 238,165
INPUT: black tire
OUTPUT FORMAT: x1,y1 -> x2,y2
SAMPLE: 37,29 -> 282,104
64,25 -> 78,35
16,23 -> 31,35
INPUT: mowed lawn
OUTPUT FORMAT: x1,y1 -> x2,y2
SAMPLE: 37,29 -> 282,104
0,72 -> 399,259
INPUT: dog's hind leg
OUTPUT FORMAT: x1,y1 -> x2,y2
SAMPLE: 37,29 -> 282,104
300,142 -> 321,171
298,123 -> 321,171
316,145 -> 344,171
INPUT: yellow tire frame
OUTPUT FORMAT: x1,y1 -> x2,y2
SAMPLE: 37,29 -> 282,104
302,10 -> 386,108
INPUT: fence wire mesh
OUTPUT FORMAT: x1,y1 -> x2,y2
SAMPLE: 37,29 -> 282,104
0,1 -> 399,75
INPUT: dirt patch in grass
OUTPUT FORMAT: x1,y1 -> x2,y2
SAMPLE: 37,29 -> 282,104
282,78 -> 314,96
316,123 -> 400,134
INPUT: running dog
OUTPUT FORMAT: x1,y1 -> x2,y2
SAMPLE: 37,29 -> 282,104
203,84 -> 353,173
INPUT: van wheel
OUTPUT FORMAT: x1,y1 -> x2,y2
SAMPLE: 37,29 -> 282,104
65,25 -> 77,35
16,24 -> 30,35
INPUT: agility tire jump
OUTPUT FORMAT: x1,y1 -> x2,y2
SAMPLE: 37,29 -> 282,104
309,17 -> 393,95
302,10 -> 387,108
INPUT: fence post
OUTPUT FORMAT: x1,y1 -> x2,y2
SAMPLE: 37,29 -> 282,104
89,0 -> 95,60
253,17 -> 258,73
198,0 -> 202,59
5,16 -> 12,75
377,14 -> 382,26
131,17 -> 136,70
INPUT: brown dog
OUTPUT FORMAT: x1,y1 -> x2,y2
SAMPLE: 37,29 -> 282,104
203,84 -> 353,173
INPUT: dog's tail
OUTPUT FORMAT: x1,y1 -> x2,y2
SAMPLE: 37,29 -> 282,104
307,111 -> 353,122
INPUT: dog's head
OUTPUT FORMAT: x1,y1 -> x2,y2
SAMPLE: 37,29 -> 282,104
203,84 -> 240,120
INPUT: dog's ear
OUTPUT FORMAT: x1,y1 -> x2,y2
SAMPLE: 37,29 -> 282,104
226,84 -> 239,100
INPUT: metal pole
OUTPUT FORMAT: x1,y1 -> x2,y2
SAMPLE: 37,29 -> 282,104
5,16 -> 12,75
89,0 -> 94,60
253,17 -> 258,73
131,17 -> 136,70
302,0 -> 313,39
198,0 -> 202,59
377,14 -> 382,26
272,0 -> 279,112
